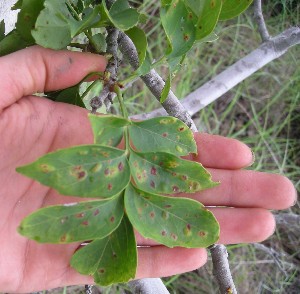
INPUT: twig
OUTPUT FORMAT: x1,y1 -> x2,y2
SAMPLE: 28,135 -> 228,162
209,245 -> 237,294
132,26 -> 300,120
118,29 -> 237,294
253,0 -> 271,42
128,278 -> 170,294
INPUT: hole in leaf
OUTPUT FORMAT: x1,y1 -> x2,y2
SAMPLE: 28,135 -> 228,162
172,186 -> 179,193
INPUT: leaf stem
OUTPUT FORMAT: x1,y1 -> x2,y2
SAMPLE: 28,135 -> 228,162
81,80 -> 102,101
66,1 -> 81,21
115,85 -> 130,153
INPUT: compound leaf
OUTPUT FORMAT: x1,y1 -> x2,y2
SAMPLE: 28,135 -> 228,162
16,145 -> 130,198
129,116 -> 196,156
219,0 -> 253,21
88,114 -> 130,147
71,215 -> 137,286
125,185 -> 219,248
129,151 -> 218,194
18,195 -> 124,243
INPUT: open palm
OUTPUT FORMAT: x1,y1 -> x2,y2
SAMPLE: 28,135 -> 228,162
0,47 -> 295,293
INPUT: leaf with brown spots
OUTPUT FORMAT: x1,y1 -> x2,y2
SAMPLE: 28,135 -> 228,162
129,116 -> 197,156
89,114 -> 130,147
70,215 -> 137,286
18,194 -> 124,243
129,150 -> 218,194
16,145 -> 130,198
125,184 -> 219,248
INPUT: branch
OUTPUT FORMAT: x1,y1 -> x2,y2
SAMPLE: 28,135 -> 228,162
118,32 -> 197,131
253,0 -> 271,42
133,26 -> 300,120
128,278 -> 170,294
118,30 -> 237,294
210,245 -> 237,294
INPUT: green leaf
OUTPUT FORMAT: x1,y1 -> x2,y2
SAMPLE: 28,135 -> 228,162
125,185 -> 219,248
103,0 -> 140,31
88,114 -> 130,147
129,116 -> 196,156
194,0 -> 222,40
129,151 -> 218,194
18,195 -> 124,243
32,0 -> 74,49
15,0 -> 45,42
91,33 -> 107,53
161,0 -> 196,58
12,0 -> 23,10
219,0 -> 253,21
16,145 -> 130,198
75,6 -> 101,33
0,21 -> 5,42
0,30 -> 31,56
160,73 -> 171,103
71,215 -> 137,286
55,85 -> 85,108
125,27 -> 148,69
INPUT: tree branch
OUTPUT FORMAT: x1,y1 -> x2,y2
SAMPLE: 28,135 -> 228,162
133,26 -> 300,120
209,245 -> 237,294
128,278 -> 170,294
253,0 -> 271,42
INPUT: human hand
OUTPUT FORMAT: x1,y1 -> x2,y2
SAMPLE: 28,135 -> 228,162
0,46 -> 296,292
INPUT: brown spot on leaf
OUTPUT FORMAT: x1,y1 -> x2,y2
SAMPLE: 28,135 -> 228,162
75,213 -> 85,218
149,211 -> 155,218
162,132 -> 168,137
172,172 -> 177,176
171,233 -> 178,240
150,181 -> 156,188
183,34 -> 190,41
198,231 -> 206,237
82,220 -> 89,226
151,167 -> 157,175
181,175 -> 187,180
178,127 -> 185,132
164,204 -> 172,208
107,183 -> 113,190
77,171 -> 86,179
98,268 -> 105,274
161,230 -> 167,236
110,216 -> 115,222
104,168 -> 110,175
94,209 -> 100,216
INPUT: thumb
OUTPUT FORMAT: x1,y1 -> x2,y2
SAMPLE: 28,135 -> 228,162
0,46 -> 107,111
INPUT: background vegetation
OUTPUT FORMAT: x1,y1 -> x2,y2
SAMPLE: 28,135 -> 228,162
2,0 -> 299,293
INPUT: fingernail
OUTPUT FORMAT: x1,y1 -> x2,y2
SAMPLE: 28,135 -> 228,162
249,149 -> 256,166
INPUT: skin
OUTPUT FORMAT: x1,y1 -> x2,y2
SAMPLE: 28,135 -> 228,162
0,46 -> 296,293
